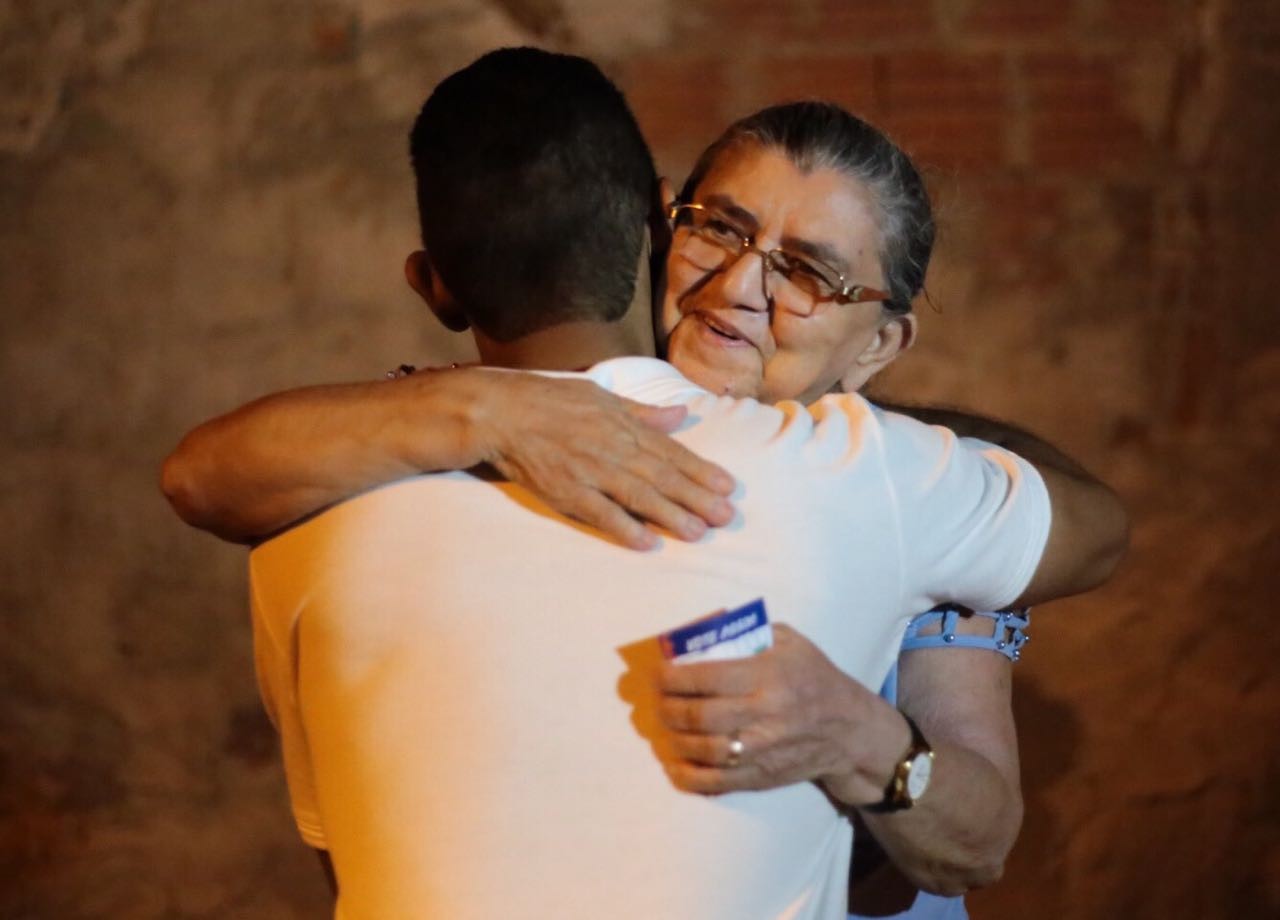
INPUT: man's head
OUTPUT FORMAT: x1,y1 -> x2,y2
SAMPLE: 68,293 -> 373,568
408,48 -> 658,343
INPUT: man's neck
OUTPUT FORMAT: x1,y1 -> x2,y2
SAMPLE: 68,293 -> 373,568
468,239 -> 659,371
473,314 -> 656,373
476,277 -> 665,373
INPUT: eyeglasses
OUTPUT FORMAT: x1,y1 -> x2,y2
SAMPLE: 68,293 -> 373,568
666,202 -> 890,315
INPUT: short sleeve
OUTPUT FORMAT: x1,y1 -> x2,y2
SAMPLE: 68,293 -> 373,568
875,410 -> 1052,614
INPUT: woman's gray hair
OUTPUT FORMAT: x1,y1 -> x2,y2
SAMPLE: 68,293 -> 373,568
679,101 -> 934,315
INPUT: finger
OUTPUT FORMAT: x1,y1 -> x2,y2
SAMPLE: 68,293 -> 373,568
602,476 -> 707,542
655,695 -> 751,734
655,656 -> 760,697
568,489 -> 657,551
666,731 -> 745,768
663,761 -> 757,795
649,436 -> 736,498
771,623 -> 798,639
641,460 -> 735,530
624,400 -> 688,433
623,400 -> 735,496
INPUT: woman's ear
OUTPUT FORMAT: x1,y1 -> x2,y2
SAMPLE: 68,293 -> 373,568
404,250 -> 469,332
839,313 -> 917,392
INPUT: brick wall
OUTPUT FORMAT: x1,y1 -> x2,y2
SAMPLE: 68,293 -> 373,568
617,6 -> 1280,914
2,1 -> 1276,917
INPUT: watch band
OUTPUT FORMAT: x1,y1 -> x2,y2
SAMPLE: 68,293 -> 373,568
868,712 -> 934,813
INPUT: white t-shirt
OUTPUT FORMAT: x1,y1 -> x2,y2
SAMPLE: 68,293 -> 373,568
250,357 -> 1051,920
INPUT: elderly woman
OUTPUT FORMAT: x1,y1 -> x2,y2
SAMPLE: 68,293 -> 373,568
164,101 -> 1123,918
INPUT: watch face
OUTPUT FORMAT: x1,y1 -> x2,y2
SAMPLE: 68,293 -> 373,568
906,751 -> 934,801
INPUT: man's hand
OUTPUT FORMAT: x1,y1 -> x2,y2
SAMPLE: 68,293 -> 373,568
651,624 -> 909,803
470,373 -> 736,550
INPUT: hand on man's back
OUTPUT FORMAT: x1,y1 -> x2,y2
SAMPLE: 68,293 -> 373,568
478,373 -> 737,550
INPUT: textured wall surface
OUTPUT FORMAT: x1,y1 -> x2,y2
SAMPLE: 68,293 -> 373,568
2,1 -> 1277,917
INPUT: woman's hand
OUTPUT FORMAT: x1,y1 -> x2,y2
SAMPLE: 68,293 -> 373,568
651,623 -> 907,802
466,372 -> 736,550
652,618 -> 1025,895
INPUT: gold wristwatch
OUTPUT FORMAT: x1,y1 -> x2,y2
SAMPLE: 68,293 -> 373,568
877,713 -> 934,811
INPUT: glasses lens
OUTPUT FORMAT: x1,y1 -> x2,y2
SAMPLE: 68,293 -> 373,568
672,206 -> 856,313
675,206 -> 744,271
694,212 -> 747,251
768,250 -> 841,302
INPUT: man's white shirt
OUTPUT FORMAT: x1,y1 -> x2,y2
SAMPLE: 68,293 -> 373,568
250,357 -> 1051,920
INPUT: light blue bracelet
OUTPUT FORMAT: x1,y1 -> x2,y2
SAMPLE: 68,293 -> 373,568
900,606 -> 1031,661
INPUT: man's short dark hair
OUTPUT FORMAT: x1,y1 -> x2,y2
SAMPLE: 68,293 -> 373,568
410,47 -> 657,342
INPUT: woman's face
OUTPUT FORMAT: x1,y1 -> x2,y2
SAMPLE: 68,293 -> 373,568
660,144 -> 906,404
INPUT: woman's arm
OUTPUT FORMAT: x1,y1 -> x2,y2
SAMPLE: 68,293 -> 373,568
857,619 -> 1022,895
654,405 -> 1114,896
161,368 -> 735,547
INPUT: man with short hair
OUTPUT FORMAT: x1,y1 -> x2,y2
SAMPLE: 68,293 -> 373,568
242,48 -> 1115,919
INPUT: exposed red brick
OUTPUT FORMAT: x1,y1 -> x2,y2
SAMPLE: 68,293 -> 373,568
885,113 -> 1006,171
1024,53 -> 1151,172
678,0 -> 935,48
675,0 -> 816,47
1173,314 -> 1219,426
310,11 -> 356,60
881,51 -> 1007,113
813,0 -> 936,43
741,55 -> 880,120
959,0 -> 1073,39
878,52 -> 1009,171
1098,0 -> 1181,38
619,56 -> 730,176
974,180 -> 1069,286
1224,0 -> 1280,55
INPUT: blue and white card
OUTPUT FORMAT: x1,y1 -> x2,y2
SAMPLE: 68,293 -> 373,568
658,598 -> 772,664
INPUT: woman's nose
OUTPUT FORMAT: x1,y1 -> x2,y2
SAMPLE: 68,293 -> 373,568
716,250 -> 772,313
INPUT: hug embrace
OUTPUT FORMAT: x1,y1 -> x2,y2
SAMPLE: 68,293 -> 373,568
163,47 -> 1127,920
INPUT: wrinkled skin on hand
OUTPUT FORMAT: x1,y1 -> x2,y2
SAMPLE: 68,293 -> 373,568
651,623 -> 909,804
469,373 -> 737,550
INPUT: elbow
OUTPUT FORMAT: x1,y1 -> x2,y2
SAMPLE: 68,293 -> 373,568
956,796 -> 1022,894
1104,492 -> 1131,577
1083,485 -> 1131,592
899,856 -> 1004,899
909,797 -> 1023,897
911,846 -> 1011,898
1032,480 -> 1131,606
949,854 -> 1008,894
160,442 -> 207,528
159,437 -> 256,544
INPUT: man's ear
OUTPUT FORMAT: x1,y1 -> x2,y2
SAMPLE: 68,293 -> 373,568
839,312 -> 917,392
404,250 -> 469,332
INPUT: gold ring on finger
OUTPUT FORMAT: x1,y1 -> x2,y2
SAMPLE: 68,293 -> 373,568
726,731 -> 745,768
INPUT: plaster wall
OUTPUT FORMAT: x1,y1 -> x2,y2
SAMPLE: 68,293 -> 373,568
2,1 -> 1277,916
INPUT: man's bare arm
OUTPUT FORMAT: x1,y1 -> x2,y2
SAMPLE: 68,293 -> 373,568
161,369 -> 735,547
878,402 -> 1129,606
